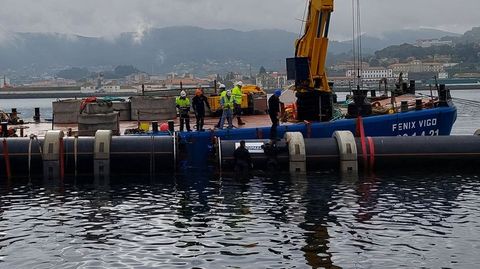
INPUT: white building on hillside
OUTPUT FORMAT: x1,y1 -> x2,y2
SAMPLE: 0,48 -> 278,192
389,60 -> 445,73
346,67 -> 393,79
415,39 -> 454,48
346,67 -> 395,85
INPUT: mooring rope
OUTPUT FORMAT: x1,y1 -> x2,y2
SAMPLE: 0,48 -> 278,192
417,92 -> 480,108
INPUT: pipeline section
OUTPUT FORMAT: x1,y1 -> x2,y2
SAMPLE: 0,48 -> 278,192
1,130 -> 480,179
219,132 -> 480,174
0,130 -> 175,179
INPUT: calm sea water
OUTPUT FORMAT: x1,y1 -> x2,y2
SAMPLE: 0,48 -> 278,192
0,91 -> 479,268
0,98 -> 55,121
0,173 -> 479,268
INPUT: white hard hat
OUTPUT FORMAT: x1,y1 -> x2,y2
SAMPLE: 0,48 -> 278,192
235,81 -> 243,87
226,90 -> 232,96
180,90 -> 186,97
219,84 -> 226,89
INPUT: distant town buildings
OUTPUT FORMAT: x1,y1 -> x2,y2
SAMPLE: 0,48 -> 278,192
389,60 -> 445,73
331,61 -> 370,72
160,73 -> 210,89
23,78 -> 77,88
415,39 -> 454,48
80,79 -> 135,93
126,72 -> 150,84
80,84 -> 124,93
347,67 -> 399,87
346,67 -> 393,80
330,66 -> 399,88
0,77 -> 11,88
256,72 -> 288,90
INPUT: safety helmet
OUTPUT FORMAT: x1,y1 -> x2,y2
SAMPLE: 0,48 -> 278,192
160,122 -> 169,131
235,81 -> 243,87
274,89 -> 282,97
219,84 -> 226,89
226,90 -> 232,96
180,90 -> 186,97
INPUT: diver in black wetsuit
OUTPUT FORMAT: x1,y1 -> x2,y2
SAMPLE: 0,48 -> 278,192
262,139 -> 285,172
234,140 -> 252,179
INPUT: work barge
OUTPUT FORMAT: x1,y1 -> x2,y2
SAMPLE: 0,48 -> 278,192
0,0 -> 472,181
50,85 -> 268,136
0,81 -> 469,180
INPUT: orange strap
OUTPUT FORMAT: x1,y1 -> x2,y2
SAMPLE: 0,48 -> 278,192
356,116 -> 368,170
291,102 -> 298,120
367,137 -> 375,171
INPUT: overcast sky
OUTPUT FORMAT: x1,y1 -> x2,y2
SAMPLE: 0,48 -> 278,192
0,0 -> 478,41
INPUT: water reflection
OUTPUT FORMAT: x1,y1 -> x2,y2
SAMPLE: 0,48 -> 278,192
355,175 -> 380,223
175,173 -> 213,220
0,172 -> 478,268
262,175 -> 293,224
295,174 -> 340,269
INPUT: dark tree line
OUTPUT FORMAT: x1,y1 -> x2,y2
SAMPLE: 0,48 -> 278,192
373,42 -> 480,71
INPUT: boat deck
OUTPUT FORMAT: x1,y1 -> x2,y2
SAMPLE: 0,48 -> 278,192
10,94 -> 436,137
374,94 -> 434,107
11,114 -> 278,137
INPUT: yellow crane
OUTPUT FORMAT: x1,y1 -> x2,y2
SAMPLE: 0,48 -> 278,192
287,0 -> 334,121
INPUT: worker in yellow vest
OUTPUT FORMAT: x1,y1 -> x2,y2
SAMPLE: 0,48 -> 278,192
175,90 -> 191,132
219,90 -> 235,129
232,81 -> 245,125
215,84 -> 226,128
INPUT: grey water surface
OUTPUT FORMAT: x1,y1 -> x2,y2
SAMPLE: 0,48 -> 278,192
0,173 -> 479,268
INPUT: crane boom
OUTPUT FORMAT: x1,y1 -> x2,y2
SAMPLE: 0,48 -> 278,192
295,0 -> 333,92
286,0 -> 334,122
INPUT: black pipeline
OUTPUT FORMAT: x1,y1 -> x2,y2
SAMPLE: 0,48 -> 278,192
0,131 -> 175,179
219,133 -> 480,173
2,130 -> 480,179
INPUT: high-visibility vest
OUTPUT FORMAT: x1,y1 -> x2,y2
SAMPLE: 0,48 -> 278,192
176,97 -> 190,108
232,86 -> 243,104
221,95 -> 234,109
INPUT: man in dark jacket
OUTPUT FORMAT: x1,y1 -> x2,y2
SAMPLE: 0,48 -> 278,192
268,90 -> 282,140
192,88 -> 211,131
234,140 -> 252,179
